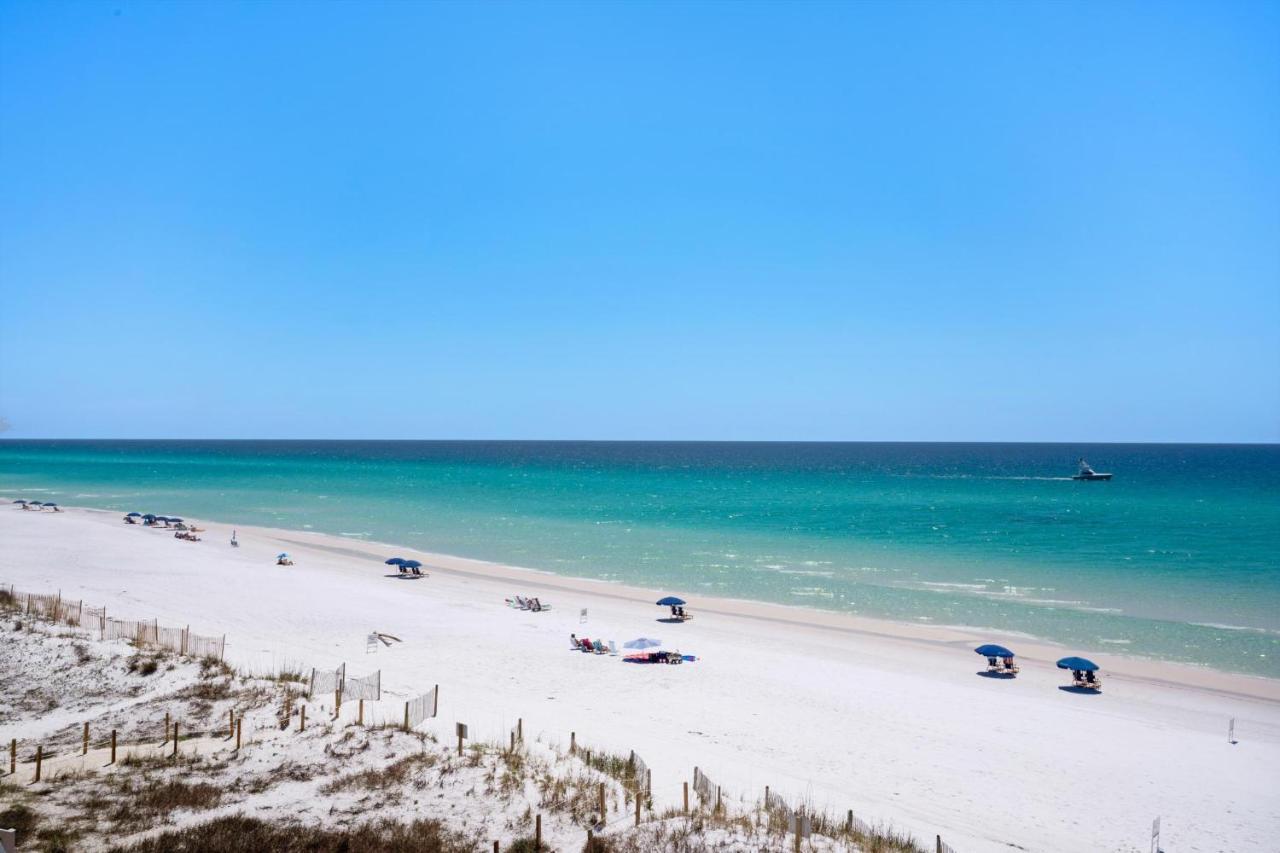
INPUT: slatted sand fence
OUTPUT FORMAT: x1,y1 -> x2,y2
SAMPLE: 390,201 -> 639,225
2,584 -> 225,660
404,685 -> 440,730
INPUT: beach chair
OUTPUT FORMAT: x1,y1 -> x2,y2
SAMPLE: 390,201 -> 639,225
592,639 -> 607,654
532,598 -> 550,611
608,640 -> 618,656
570,636 -> 581,651
579,637 -> 593,652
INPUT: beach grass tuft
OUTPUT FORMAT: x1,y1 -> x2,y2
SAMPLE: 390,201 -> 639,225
104,814 -> 477,853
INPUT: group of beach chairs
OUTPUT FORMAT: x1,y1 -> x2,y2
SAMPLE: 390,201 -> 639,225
506,595 -> 551,612
173,531 -> 202,542
1069,669 -> 1101,689
569,634 -> 618,655
984,656 -> 1020,675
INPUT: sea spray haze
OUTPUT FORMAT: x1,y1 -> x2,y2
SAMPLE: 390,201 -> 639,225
2,440 -> 1277,675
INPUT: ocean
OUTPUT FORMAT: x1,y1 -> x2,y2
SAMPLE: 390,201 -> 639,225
2,440 -> 1277,676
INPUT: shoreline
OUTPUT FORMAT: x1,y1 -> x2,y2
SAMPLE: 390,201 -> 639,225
4,501 -> 1280,851
14,497 -> 1280,702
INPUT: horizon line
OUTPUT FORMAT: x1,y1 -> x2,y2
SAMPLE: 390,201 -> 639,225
1,437 -> 1277,447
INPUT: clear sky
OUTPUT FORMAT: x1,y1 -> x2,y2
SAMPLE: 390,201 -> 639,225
1,1 -> 1276,442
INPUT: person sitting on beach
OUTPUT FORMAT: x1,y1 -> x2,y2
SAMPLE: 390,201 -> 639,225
670,605 -> 678,617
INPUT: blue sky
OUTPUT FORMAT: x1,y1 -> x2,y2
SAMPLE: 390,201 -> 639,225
1,1 -> 1276,441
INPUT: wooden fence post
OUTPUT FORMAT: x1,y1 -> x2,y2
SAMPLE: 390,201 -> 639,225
635,790 -> 641,826
236,718 -> 242,751
229,709 -> 235,738
335,688 -> 341,718
716,785 -> 721,813
358,699 -> 364,726
403,702 -> 410,731
164,711 -> 170,744
492,842 -> 498,853
936,835 -> 942,853
300,705 -> 306,732
683,780 -> 689,813
846,809 -> 853,832
509,732 -> 515,753
570,731 -> 575,754
34,745 -> 42,782
220,634 -> 226,662
433,684 -> 439,716
10,738 -> 16,775
172,721 -> 179,757
111,730 -> 117,764
535,814 -> 541,848
83,722 -> 89,755
517,718 -> 523,742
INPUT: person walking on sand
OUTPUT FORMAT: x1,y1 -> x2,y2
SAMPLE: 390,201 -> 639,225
230,529 -> 238,548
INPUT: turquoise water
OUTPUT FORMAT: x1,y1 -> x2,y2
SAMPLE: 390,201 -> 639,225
2,440 -> 1278,676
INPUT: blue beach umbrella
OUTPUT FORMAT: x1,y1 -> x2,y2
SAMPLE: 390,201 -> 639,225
142,514 -> 156,520
624,637 -> 662,650
126,512 -> 142,517
13,499 -> 27,504
1056,656 -> 1100,672
277,553 -> 289,560
385,557 -> 406,566
43,503 -> 58,508
656,596 -> 686,607
168,517 -> 183,523
974,644 -> 1015,658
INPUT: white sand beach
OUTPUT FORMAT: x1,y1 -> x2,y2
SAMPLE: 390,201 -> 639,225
3,505 -> 1278,852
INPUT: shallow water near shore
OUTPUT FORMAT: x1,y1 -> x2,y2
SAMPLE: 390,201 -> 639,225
2,440 -> 1278,676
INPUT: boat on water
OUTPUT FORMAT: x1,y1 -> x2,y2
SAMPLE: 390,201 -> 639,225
1072,458 -> 1112,481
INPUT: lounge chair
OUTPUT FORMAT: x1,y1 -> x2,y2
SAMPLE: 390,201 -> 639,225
569,636 -> 581,651
592,640 -> 606,654
608,640 -> 618,656
532,598 -> 550,611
